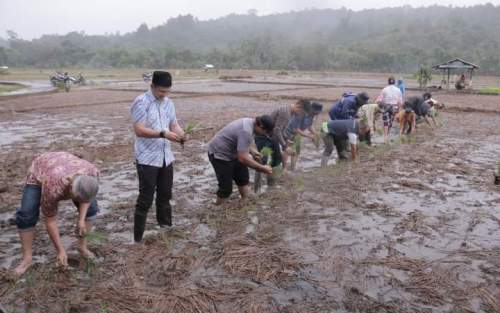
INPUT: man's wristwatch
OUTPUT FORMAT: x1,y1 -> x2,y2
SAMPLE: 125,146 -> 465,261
159,130 -> 166,138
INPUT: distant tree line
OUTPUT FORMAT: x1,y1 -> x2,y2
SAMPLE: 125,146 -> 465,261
1,4 -> 500,74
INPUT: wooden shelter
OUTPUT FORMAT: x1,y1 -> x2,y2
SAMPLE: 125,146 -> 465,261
432,58 -> 479,90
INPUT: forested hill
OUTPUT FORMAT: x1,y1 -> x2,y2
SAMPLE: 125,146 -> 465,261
2,4 -> 500,73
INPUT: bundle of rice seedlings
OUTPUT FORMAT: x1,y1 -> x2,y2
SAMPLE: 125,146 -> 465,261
260,147 -> 273,166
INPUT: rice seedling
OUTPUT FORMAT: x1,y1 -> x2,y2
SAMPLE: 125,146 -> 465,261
181,121 -> 200,148
184,122 -> 199,135
84,231 -> 106,245
260,147 -> 273,166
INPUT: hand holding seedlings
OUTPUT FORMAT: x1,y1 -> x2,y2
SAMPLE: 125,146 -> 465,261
180,122 -> 199,148
163,129 -> 182,142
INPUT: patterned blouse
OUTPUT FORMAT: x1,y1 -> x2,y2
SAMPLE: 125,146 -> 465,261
26,152 -> 99,217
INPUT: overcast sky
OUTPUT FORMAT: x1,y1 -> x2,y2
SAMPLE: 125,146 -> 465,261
1,0 -> 499,39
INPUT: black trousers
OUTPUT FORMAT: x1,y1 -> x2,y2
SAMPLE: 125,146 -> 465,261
209,154 -> 249,199
134,161 -> 173,242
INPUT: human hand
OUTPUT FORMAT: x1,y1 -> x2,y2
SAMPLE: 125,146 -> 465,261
164,130 -> 181,142
77,219 -> 87,238
57,250 -> 68,269
261,165 -> 273,175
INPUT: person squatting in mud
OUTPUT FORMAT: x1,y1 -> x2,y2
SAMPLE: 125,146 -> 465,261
320,118 -> 371,166
130,71 -> 187,243
376,76 -> 404,141
395,106 -> 417,136
207,115 -> 275,205
14,152 -> 100,275
405,92 -> 438,129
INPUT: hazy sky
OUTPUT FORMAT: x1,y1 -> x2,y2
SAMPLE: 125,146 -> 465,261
1,0 -> 499,39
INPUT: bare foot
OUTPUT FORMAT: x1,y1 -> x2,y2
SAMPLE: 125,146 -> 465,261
78,247 -> 96,259
14,258 -> 32,276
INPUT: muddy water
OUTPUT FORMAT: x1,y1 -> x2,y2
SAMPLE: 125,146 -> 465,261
1,84 -> 500,312
0,113 -> 120,148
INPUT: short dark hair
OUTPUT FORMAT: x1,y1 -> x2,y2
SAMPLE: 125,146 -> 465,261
256,115 -> 274,134
388,76 -> 396,85
296,99 -> 312,114
422,92 -> 432,100
152,71 -> 172,88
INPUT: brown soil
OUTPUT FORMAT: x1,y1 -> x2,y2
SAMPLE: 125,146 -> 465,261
0,77 -> 499,313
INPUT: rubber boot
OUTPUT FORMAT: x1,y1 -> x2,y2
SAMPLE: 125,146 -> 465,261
254,171 -> 262,193
134,213 -> 147,243
267,174 -> 276,187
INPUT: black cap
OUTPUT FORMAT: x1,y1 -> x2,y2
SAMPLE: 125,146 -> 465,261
152,71 -> 172,88
356,92 -> 370,105
311,102 -> 323,113
256,115 -> 274,135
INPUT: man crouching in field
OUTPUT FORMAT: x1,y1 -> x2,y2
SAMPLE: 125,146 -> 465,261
14,152 -> 99,275
208,116 -> 274,205
320,119 -> 370,166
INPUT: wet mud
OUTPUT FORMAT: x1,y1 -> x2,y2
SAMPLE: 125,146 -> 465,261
0,76 -> 499,312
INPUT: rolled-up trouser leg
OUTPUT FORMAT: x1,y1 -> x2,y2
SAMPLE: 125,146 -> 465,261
134,162 -> 159,242
254,171 -> 262,193
16,185 -> 42,232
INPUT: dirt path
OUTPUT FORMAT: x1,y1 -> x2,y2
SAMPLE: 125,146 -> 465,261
0,82 -> 499,313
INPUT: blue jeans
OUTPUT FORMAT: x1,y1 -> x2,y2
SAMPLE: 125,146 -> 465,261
16,185 -> 99,231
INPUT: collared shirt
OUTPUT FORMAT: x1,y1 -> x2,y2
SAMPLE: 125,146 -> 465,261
376,85 -> 403,107
26,152 -> 99,217
131,90 -> 177,167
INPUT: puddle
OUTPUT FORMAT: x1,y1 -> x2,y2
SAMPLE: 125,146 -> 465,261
0,113 -> 117,148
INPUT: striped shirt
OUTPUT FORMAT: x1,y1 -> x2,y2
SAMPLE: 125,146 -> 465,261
270,105 -> 293,146
131,91 -> 177,167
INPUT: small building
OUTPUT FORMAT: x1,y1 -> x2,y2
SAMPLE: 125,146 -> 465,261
432,58 -> 479,90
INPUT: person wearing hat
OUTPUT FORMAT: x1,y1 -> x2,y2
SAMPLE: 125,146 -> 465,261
208,116 -> 274,205
376,76 -> 403,141
320,118 -> 370,166
130,71 -> 187,243
289,102 -> 323,170
328,92 -> 370,121
395,106 -> 416,136
405,92 -> 437,129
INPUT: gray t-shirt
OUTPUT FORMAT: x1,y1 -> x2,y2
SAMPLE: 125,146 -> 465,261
207,118 -> 254,161
327,119 -> 359,145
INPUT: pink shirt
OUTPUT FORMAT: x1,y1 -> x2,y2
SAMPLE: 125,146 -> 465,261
26,152 -> 99,217
376,85 -> 403,107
